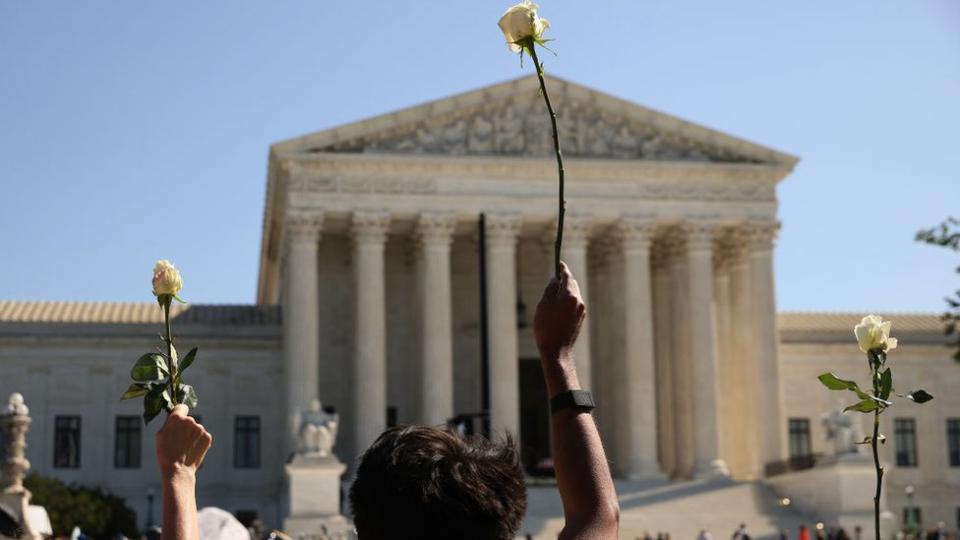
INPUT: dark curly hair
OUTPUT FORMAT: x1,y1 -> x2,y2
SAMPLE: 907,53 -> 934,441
349,425 -> 527,540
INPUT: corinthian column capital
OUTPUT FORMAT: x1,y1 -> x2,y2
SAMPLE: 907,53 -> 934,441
416,212 -> 457,247
682,221 -> 718,252
284,212 -> 324,244
352,210 -> 391,245
615,216 -> 658,251
485,213 -> 522,247
557,214 -> 595,249
746,221 -> 781,253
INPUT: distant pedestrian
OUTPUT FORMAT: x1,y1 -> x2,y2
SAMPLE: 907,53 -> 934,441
799,525 -> 811,540
732,523 -> 750,540
779,529 -> 789,540
699,530 -> 714,540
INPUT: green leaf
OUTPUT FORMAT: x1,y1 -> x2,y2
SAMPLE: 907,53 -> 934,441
844,399 -> 879,413
169,344 -> 179,372
131,353 -> 169,382
879,368 -> 893,401
179,347 -> 198,374
143,384 -> 173,425
120,383 -> 148,400
818,373 -> 860,391
177,384 -> 199,409
907,389 -> 934,403
173,294 -> 187,304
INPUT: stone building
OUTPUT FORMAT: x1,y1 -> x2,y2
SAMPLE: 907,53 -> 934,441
0,76 -> 957,535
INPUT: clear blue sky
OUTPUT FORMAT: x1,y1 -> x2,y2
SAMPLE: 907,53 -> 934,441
1,1 -> 957,312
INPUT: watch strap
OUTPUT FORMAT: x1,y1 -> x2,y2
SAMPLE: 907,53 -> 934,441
549,390 -> 595,415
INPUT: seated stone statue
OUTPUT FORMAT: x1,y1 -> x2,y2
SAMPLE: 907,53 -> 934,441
821,408 -> 864,456
298,399 -> 338,457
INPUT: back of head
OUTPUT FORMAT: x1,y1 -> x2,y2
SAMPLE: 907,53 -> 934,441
349,425 -> 527,540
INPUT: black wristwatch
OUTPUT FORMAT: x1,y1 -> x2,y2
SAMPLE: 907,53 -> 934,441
549,390 -> 595,415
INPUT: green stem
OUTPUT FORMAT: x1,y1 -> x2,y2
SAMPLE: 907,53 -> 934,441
869,357 -> 882,540
526,43 -> 566,279
163,299 -> 178,407
871,411 -> 881,540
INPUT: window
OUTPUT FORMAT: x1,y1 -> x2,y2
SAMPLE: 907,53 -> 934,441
788,418 -> 812,458
903,507 -> 922,529
947,419 -> 960,467
114,416 -> 141,469
54,416 -> 81,468
234,416 -> 260,469
894,418 -> 918,467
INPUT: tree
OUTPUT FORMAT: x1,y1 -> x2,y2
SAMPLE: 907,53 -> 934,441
915,216 -> 960,362
24,473 -> 139,539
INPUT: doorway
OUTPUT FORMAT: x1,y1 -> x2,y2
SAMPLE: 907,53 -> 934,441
519,357 -> 551,475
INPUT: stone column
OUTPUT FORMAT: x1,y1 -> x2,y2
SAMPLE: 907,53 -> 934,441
415,213 -> 457,426
729,232 -> 761,479
685,223 -> 729,478
712,246 -> 736,477
559,216 -> 593,388
651,241 -> 676,477
666,233 -> 695,478
352,211 -> 391,455
486,214 -> 522,440
282,213 -> 323,452
614,218 -> 664,479
749,221 -> 786,468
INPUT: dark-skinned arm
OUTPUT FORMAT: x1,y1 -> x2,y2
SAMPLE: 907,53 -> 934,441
534,262 -> 619,539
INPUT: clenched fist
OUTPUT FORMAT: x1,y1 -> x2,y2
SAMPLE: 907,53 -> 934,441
533,261 -> 586,362
156,405 -> 212,479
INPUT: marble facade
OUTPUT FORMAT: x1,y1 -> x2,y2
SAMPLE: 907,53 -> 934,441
259,75 -> 798,479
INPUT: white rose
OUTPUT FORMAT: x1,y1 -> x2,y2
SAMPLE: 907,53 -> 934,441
498,1 -> 550,53
853,314 -> 898,353
152,259 -> 183,297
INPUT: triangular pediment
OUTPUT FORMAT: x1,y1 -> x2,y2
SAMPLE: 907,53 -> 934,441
273,75 -> 796,166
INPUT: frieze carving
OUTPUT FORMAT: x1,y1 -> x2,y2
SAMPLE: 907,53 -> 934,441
310,95 -> 762,164
283,158 -> 778,203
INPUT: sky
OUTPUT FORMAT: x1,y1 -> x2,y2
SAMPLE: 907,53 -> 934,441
1,1 -> 957,313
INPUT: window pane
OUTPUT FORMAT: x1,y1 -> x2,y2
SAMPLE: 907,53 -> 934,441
947,419 -> 960,468
894,418 -> 917,467
114,416 -> 142,469
54,416 -> 81,468
788,418 -> 811,458
234,416 -> 260,469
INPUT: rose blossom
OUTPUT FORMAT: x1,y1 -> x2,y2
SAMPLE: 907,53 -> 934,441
498,1 -> 549,53
854,314 -> 898,353
152,259 -> 183,297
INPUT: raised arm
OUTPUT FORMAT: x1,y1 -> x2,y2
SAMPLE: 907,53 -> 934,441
533,262 -> 619,539
155,405 -> 213,540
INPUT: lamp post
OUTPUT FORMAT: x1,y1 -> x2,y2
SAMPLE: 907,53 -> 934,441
904,485 -> 915,533
146,487 -> 155,529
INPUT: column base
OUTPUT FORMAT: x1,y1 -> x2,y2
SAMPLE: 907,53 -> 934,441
621,461 -> 669,482
693,459 -> 730,479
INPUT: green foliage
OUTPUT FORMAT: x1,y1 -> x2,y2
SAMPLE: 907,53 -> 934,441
130,353 -> 168,382
24,473 -> 138,539
915,216 -> 960,362
907,389 -> 934,403
120,303 -> 200,425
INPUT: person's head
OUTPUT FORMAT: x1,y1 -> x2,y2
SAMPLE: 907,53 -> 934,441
349,425 -> 527,540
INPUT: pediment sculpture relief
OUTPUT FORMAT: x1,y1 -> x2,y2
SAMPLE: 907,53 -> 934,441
313,96 -> 760,164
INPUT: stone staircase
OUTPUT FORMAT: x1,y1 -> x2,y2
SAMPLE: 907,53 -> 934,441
520,478 -> 819,540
